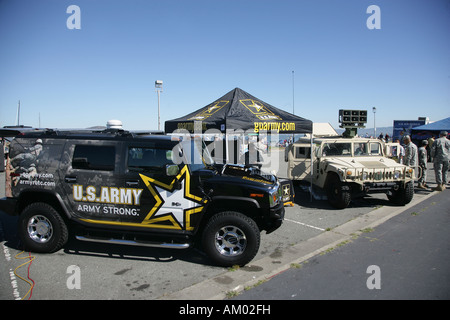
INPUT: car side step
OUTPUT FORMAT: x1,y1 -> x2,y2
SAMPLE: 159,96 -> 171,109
75,235 -> 190,249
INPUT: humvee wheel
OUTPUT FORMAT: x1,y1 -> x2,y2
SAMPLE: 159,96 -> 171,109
326,174 -> 351,209
18,202 -> 68,253
387,181 -> 414,205
202,211 -> 260,267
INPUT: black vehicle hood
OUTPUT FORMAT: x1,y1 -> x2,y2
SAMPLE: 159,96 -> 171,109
219,164 -> 276,185
191,164 -> 277,190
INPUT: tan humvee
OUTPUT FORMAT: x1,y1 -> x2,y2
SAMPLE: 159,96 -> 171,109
286,136 -> 414,209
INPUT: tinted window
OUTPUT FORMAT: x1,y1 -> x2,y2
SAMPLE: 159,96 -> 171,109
127,147 -> 174,173
72,145 -> 115,171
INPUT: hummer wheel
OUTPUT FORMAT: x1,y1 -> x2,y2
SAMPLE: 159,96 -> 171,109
18,202 -> 68,253
202,211 -> 260,267
326,174 -> 351,209
387,181 -> 414,205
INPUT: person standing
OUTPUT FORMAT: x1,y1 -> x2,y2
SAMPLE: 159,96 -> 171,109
0,138 -> 4,172
428,137 -> 435,162
431,131 -> 450,191
403,135 -> 418,167
395,139 -> 405,164
417,140 -> 428,189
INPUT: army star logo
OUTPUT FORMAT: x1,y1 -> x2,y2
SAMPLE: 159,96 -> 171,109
139,165 -> 206,231
283,184 -> 290,197
188,100 -> 229,121
239,99 -> 282,120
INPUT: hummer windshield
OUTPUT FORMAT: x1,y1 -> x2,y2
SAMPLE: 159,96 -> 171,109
353,142 -> 382,156
322,142 -> 352,157
321,141 -> 383,157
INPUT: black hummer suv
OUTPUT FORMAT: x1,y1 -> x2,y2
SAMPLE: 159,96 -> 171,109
0,127 -> 284,266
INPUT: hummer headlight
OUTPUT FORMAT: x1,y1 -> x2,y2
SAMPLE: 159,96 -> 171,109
269,185 -> 282,207
393,171 -> 400,179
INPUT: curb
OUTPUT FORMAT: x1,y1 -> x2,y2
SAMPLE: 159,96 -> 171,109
158,190 -> 438,300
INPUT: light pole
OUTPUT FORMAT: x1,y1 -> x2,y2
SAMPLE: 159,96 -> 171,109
155,80 -> 163,131
292,70 -> 295,143
372,107 -> 377,138
292,70 -> 295,115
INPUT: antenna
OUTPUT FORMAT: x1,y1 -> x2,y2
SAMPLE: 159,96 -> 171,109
16,100 -> 20,126
292,71 -> 295,115
292,70 -> 295,142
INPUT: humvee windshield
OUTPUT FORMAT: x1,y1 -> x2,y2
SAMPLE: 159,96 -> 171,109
321,141 -> 382,157
353,142 -> 382,156
322,142 -> 352,157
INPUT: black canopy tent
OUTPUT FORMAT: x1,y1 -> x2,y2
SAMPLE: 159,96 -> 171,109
165,87 -> 314,202
165,87 -> 313,168
164,87 -> 312,134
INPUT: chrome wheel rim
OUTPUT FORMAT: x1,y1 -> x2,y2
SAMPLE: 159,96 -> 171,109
27,215 -> 53,243
215,225 -> 247,256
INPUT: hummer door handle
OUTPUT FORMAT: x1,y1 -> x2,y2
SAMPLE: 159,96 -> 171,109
126,181 -> 139,187
65,176 -> 77,183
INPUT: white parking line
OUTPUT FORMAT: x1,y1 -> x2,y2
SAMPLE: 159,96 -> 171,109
284,218 -> 326,231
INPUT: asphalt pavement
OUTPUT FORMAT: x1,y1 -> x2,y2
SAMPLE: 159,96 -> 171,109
233,188 -> 450,300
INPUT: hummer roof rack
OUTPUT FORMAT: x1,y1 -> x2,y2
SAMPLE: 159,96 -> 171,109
1,120 -> 164,138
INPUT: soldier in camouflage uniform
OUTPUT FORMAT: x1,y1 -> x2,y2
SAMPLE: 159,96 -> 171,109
417,140 -> 428,189
431,131 -> 450,191
403,135 -> 417,166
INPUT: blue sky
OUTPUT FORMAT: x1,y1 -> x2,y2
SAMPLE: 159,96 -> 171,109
0,0 -> 449,131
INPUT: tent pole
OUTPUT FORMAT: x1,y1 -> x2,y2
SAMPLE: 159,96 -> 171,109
225,133 -> 229,163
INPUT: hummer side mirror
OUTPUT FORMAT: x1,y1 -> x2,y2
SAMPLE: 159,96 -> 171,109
166,164 -> 179,176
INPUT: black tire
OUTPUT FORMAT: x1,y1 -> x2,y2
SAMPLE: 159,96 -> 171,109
326,174 -> 351,209
202,211 -> 260,267
18,202 -> 69,253
387,181 -> 414,205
